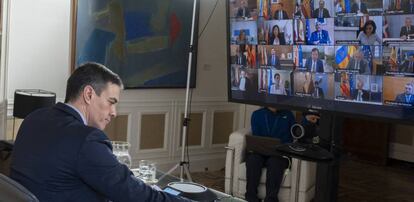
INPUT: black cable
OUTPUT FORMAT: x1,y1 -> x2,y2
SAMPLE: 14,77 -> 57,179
198,0 -> 219,39
185,88 -> 194,173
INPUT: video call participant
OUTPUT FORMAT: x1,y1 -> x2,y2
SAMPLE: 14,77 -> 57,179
236,69 -> 251,91
268,48 -> 281,69
335,0 -> 343,13
245,107 -> 295,202
308,21 -> 331,45
358,20 -> 381,45
304,48 -> 324,73
237,30 -> 249,44
400,17 -> 414,40
269,25 -> 286,45
302,72 -> 315,94
270,73 -> 286,95
235,48 -> 247,65
273,2 -> 289,20
312,0 -> 331,18
351,0 -> 368,14
395,82 -> 414,104
312,80 -> 325,99
352,78 -> 369,101
236,0 -> 251,19
10,63 -> 188,202
400,53 -> 414,73
347,50 -> 371,74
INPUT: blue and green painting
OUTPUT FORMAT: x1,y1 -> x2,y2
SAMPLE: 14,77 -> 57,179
75,0 -> 197,88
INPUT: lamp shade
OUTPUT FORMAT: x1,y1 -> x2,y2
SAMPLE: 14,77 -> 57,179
13,89 -> 56,119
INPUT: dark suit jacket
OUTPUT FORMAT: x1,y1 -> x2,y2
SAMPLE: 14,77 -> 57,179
304,58 -> 324,73
236,7 -> 251,18
273,10 -> 289,20
312,87 -> 325,99
347,58 -> 370,74
269,34 -> 286,45
312,8 -> 331,18
399,26 -> 414,38
233,54 -> 247,65
352,89 -> 369,101
10,103 -> 186,202
308,30 -> 330,45
395,93 -> 414,104
400,60 -> 414,73
267,54 -> 281,69
351,2 -> 368,14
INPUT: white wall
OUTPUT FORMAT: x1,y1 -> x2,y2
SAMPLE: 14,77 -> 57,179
6,0 -> 71,104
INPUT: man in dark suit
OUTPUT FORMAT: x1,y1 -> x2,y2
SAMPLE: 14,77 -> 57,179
312,0 -> 331,18
308,22 -> 331,45
351,0 -> 368,14
400,53 -> 414,73
352,78 -> 369,101
312,80 -> 325,99
235,50 -> 247,65
346,50 -> 371,74
395,83 -> 414,104
273,2 -> 289,20
10,63 -> 187,202
236,0 -> 251,19
267,48 -> 281,69
304,48 -> 324,72
400,17 -> 414,39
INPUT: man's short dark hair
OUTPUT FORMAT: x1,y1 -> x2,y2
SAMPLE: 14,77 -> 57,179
65,62 -> 123,103
311,48 -> 319,54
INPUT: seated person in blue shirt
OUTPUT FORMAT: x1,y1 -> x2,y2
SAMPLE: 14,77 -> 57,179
10,62 -> 188,202
245,107 -> 294,202
245,107 -> 319,202
308,21 -> 331,45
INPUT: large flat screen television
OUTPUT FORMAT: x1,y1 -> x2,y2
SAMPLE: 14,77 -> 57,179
227,0 -> 414,122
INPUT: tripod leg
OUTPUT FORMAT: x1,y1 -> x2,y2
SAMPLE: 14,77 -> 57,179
159,163 -> 180,182
183,164 -> 192,182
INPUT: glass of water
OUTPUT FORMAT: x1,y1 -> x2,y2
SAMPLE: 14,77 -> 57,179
139,160 -> 156,182
111,141 -> 132,168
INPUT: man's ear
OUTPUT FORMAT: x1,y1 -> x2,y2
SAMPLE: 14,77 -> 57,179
83,85 -> 94,104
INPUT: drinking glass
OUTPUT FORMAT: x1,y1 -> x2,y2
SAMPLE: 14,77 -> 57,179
139,160 -> 156,182
111,141 -> 132,168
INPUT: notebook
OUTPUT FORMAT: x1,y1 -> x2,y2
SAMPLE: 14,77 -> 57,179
245,135 -> 281,156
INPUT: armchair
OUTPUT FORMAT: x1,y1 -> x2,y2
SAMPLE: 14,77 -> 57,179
225,128 -> 316,202
0,173 -> 39,202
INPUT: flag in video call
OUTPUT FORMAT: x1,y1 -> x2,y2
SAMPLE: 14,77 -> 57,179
362,46 -> 372,69
302,0 -> 313,18
336,46 -> 356,69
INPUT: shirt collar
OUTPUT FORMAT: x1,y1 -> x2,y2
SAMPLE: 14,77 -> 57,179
64,103 -> 87,125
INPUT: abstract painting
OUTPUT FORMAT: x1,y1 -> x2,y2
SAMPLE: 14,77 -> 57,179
72,0 -> 198,88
